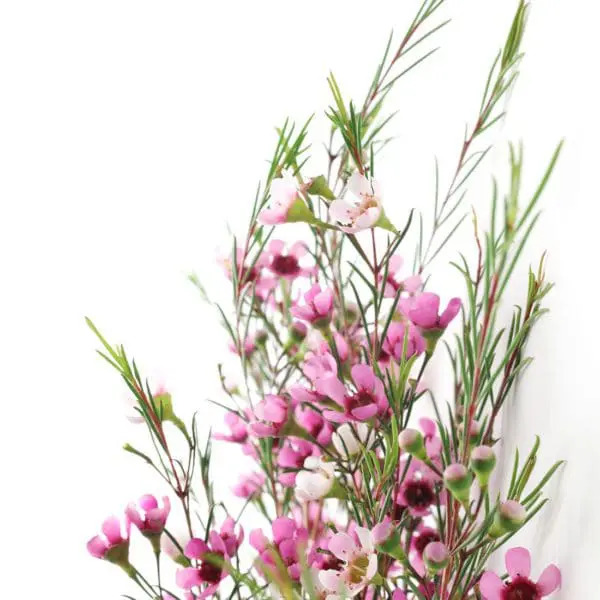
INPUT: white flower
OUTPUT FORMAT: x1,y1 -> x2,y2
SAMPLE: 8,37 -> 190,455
319,526 -> 378,597
295,456 -> 335,502
332,423 -> 374,458
329,172 -> 383,233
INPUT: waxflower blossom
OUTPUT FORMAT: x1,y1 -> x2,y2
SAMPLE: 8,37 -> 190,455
329,172 -> 383,233
401,292 -> 461,331
381,255 -> 422,298
295,404 -> 334,445
217,517 -> 244,557
396,459 -> 441,517
249,394 -> 289,437
291,283 -> 334,328
213,411 -> 249,444
332,422 -> 374,458
232,472 -> 265,499
316,364 -> 388,423
383,322 -> 426,361
87,515 -> 131,566
319,526 -> 378,597
262,239 -> 315,280
126,494 -> 171,539
296,456 -> 336,501
410,525 -> 441,576
250,517 -> 309,581
258,175 -> 301,225
479,547 -> 561,599
176,533 -> 231,595
278,437 -> 318,486
303,348 -> 338,382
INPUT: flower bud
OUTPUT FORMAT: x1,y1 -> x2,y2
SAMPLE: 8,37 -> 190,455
255,329 -> 268,346
333,422 -> 373,458
489,500 -> 526,538
443,463 -> 473,505
398,429 -> 426,461
423,541 -> 449,573
289,321 -> 308,343
372,519 -> 406,562
470,446 -> 496,488
344,303 -> 360,325
458,419 -> 481,445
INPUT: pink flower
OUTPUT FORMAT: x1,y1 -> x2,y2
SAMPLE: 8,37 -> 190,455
229,334 -> 256,358
381,255 -> 422,298
329,172 -> 383,233
263,239 -> 315,280
480,547 -> 561,599
392,592 -> 408,600
232,472 -> 265,498
318,526 -> 378,597
295,404 -> 334,445
291,284 -> 334,327
250,517 -> 309,581
401,292 -> 461,330
277,437 -> 318,486
219,247 -> 261,287
176,534 -> 230,597
409,525 -> 441,575
383,322 -> 426,361
86,515 -> 131,564
126,495 -> 170,537
316,364 -> 388,423
213,412 -> 248,444
396,459 -> 440,518
218,517 -> 244,557
259,176 -> 300,225
249,394 -> 289,437
419,417 -> 442,459
303,348 -> 338,382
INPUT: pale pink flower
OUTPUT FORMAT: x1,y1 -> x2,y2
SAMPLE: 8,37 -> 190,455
329,172 -> 383,233
263,239 -> 315,280
87,515 -> 131,562
480,547 -> 561,599
316,364 -> 388,423
332,422 -> 374,458
213,412 -> 249,444
319,526 -> 378,597
249,394 -> 289,437
382,322 -> 426,361
219,247 -> 261,287
419,417 -> 442,458
291,283 -> 334,327
381,255 -> 422,297
232,472 -> 265,499
259,176 -> 300,225
303,348 -> 338,382
250,517 -> 309,581
126,494 -> 170,537
296,456 -> 335,501
401,292 -> 461,330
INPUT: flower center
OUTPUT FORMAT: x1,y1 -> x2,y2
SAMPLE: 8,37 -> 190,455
414,530 -> 441,556
348,554 -> 370,584
403,480 -> 435,509
348,390 -> 375,412
199,552 -> 224,584
271,254 -> 300,277
503,577 -> 540,600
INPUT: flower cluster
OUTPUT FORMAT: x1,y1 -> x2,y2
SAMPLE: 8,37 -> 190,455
85,2 -> 564,599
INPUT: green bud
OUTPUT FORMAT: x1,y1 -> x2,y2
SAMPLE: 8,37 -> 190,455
443,463 -> 473,506
489,500 -> 526,538
470,445 -> 497,488
423,541 -> 449,574
398,429 -> 427,461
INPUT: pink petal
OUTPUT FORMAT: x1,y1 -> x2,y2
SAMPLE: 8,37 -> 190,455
329,199 -> 354,223
289,241 -> 307,258
272,517 -> 296,543
322,409 -> 348,423
347,171 -> 374,199
185,538 -> 209,559
355,206 -> 380,230
313,290 -> 333,316
139,494 -> 158,511
86,535 -> 108,558
176,567 -> 202,590
419,417 -> 437,437
351,404 -> 379,421
316,375 -> 347,405
329,532 -> 357,561
278,538 -> 298,563
536,564 -> 561,595
388,254 -> 404,274
479,572 -> 504,600
505,547 -> 531,579
402,275 -> 422,293
351,364 -> 376,390
258,207 -> 286,225
101,516 -> 124,544
249,529 -> 268,552
268,239 -> 285,255
319,569 -> 342,591
270,177 -> 297,205
439,297 -> 462,328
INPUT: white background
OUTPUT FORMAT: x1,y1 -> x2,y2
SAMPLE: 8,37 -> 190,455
0,1 -> 597,598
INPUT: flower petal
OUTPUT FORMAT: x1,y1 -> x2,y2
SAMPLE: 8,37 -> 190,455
272,517 -> 296,543
101,516 -> 124,544
329,532 -> 357,561
268,239 -> 286,255
505,547 -> 531,579
478,572 -> 504,600
347,172 -> 372,198
329,199 -> 355,223
351,364 -> 376,390
537,564 -> 561,595
316,375 -> 347,405
185,538 -> 209,559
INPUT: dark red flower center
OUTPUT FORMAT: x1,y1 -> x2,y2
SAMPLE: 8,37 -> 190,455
403,480 -> 435,509
271,254 -> 300,277
348,390 -> 375,412
503,576 -> 540,600
414,530 -> 441,555
321,554 -> 344,571
199,552 -> 224,584
240,265 -> 258,285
